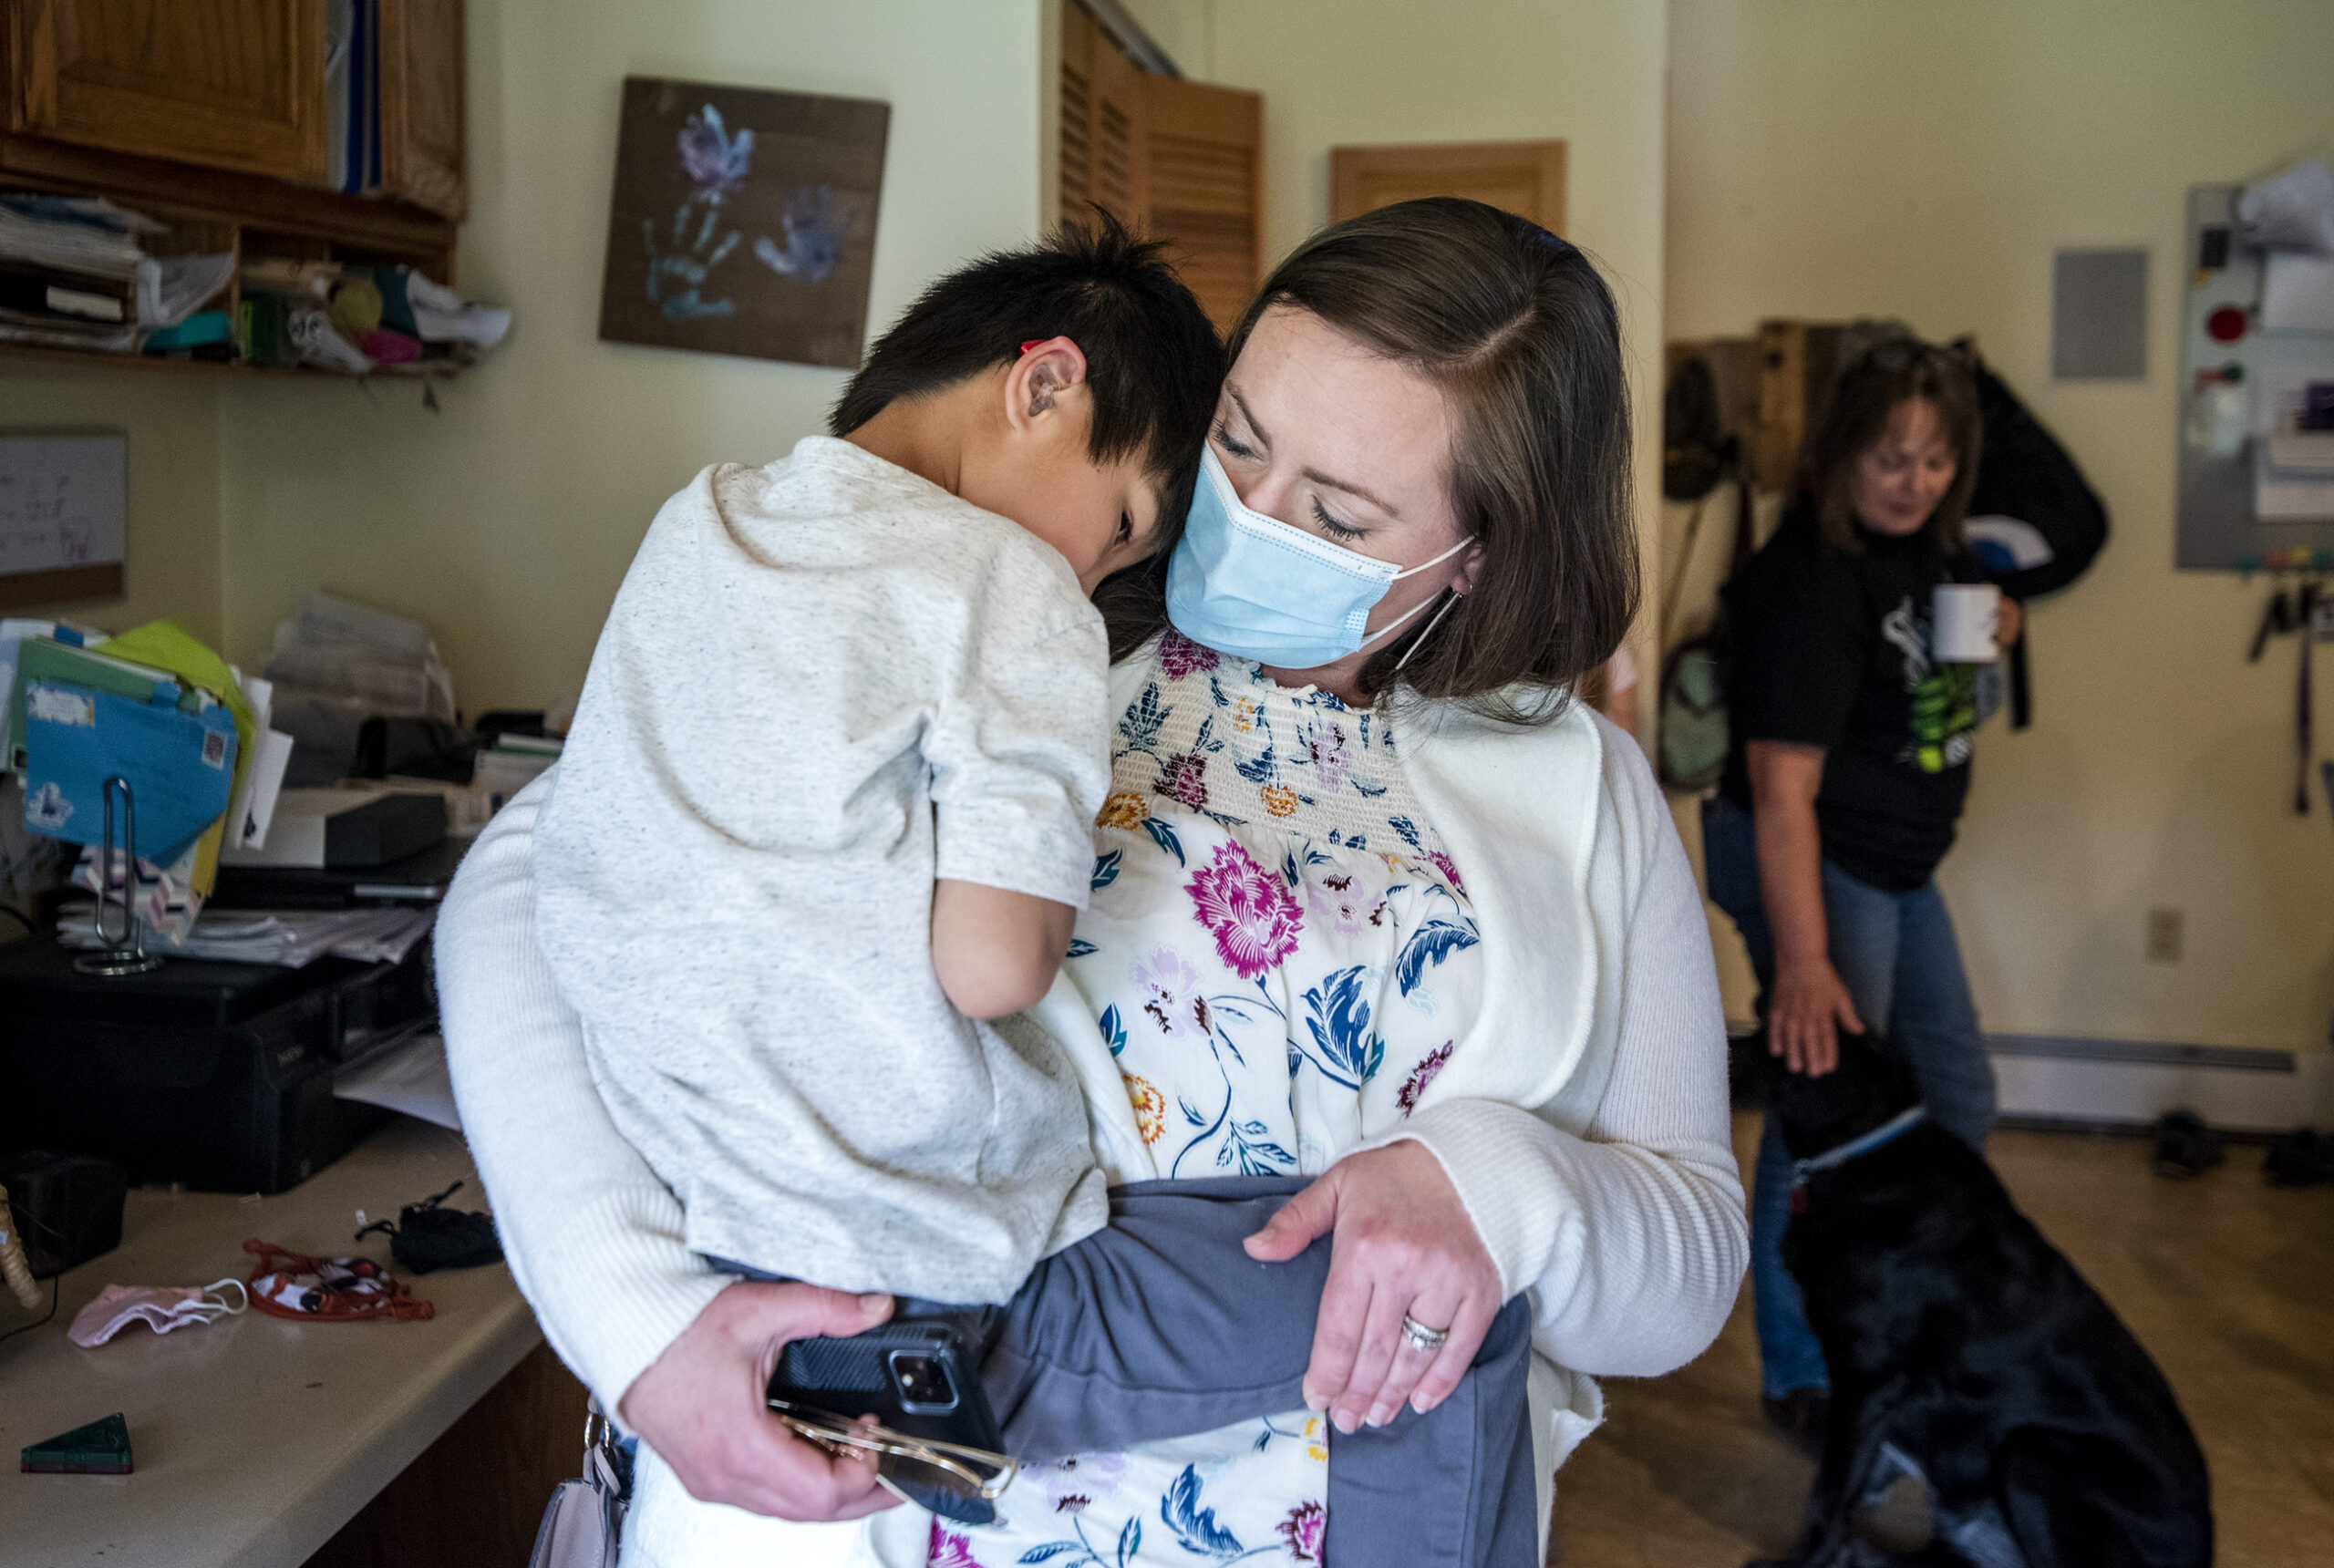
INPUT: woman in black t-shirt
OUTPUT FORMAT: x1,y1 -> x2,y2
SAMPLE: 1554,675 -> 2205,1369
1701,338 -> 2020,1454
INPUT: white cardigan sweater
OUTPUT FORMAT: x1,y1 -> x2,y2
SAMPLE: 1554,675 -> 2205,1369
436,683 -> 1746,1550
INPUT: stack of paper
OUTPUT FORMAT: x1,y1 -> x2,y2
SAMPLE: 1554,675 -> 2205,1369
0,195 -> 161,353
0,196 -> 152,277
332,1032 -> 460,1131
57,902 -> 435,967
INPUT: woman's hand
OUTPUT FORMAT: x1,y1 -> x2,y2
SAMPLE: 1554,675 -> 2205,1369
1997,597 -> 2023,649
1768,955 -> 1863,1077
616,1282 -> 904,1521
1242,1140 -> 1503,1435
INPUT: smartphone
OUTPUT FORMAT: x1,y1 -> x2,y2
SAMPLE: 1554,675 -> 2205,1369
767,1317 -> 1008,1522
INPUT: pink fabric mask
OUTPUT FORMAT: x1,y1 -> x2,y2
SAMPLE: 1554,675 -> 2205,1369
68,1278 -> 249,1348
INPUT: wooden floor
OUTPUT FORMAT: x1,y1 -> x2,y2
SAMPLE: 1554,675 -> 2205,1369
1549,1113 -> 2334,1566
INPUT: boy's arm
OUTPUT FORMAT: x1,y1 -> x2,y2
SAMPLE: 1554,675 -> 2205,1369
931,879 -> 1078,1019
923,570 -> 1110,988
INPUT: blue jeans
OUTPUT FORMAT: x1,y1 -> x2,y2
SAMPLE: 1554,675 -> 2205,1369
1701,795 -> 1996,1398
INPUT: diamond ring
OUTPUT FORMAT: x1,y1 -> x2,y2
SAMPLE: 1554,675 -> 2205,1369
1399,1313 -> 1451,1354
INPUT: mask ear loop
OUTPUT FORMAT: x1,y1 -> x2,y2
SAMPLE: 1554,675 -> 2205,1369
1391,591 -> 1461,675
195,1278 -> 250,1320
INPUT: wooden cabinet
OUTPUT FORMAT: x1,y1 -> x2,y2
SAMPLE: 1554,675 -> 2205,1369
0,0 -> 463,219
10,0 -> 328,184
379,0 -> 461,219
0,0 -> 467,376
1058,0 -> 1262,335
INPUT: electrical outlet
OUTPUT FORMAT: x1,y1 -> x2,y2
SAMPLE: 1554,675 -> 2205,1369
2145,906 -> 2184,965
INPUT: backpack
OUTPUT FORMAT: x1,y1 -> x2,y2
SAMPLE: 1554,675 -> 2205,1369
1663,355 -> 1729,502
1658,463 -> 1755,791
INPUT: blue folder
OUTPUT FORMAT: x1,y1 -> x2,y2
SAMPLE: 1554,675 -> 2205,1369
20,680 -> 239,868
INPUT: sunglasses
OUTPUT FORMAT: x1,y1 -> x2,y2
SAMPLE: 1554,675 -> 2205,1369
768,1397 -> 1017,1508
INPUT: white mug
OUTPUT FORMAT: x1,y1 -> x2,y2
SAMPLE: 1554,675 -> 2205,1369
1932,583 -> 2001,663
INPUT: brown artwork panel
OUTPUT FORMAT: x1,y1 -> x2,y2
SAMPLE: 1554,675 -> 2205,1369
598,76 -> 888,369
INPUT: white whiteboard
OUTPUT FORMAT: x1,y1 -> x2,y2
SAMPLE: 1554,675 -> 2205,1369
0,432 -> 127,583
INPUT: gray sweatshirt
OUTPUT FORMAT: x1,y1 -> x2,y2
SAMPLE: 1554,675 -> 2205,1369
534,438 -> 1110,1304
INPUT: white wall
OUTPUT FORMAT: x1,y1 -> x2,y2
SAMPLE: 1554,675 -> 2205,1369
1120,0 -> 1214,77
215,0 -> 1048,713
1668,0 -> 2334,1055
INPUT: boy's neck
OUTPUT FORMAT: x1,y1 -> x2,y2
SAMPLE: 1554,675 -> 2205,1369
842,372 -> 1000,499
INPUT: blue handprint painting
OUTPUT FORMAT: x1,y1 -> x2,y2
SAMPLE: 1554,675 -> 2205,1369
601,77 -> 888,367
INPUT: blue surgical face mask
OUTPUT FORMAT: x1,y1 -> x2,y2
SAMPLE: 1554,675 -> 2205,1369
1165,446 -> 1467,669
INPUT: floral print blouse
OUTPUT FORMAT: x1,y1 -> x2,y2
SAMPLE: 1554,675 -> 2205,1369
931,633 -> 1486,1568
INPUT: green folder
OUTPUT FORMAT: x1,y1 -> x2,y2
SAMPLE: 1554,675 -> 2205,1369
5,638 -> 194,776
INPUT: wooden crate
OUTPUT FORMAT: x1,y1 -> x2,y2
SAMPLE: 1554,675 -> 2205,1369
1755,320 -> 1848,493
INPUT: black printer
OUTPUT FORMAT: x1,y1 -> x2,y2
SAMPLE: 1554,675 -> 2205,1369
0,935 -> 435,1194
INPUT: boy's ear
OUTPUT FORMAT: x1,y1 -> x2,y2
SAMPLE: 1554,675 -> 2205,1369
1005,336 -> 1090,429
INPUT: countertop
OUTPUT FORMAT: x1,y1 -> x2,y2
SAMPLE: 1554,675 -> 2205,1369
0,1119 -> 542,1568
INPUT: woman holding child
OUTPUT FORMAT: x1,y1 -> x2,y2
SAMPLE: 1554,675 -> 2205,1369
439,199 -> 1744,1565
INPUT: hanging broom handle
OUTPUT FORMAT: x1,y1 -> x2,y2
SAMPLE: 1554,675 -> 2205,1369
0,1183 -> 43,1308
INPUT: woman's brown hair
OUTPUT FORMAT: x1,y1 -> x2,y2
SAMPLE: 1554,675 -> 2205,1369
1098,197 -> 1637,724
1796,335 -> 1981,554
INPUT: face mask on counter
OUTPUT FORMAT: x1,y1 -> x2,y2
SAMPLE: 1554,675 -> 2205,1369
68,1279 -> 249,1348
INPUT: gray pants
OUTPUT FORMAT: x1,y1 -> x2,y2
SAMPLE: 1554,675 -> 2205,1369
739,1176 -> 1541,1568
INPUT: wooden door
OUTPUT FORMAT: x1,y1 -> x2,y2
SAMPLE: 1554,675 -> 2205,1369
10,0 -> 329,184
378,0 -> 462,218
1058,1 -> 1261,335
1331,139 -> 1565,235
1141,74 -> 1260,335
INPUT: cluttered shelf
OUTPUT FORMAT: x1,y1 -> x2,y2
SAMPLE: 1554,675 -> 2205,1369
0,193 -> 510,378
0,338 -> 463,381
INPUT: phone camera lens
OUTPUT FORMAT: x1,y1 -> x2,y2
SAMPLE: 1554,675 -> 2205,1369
888,1352 -> 957,1410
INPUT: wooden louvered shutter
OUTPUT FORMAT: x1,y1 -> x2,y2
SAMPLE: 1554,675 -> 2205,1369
1059,0 -> 1145,226
1059,1 -> 1095,221
1142,76 -> 1261,335
1057,2 -> 1261,335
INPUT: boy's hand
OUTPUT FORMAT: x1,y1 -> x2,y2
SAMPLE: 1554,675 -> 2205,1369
617,1282 -> 903,1521
1243,1140 -> 1503,1435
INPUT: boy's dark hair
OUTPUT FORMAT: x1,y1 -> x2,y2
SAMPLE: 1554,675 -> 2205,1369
831,212 -> 1223,607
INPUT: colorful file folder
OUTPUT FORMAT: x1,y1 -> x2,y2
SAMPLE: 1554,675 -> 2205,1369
20,680 -> 238,868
